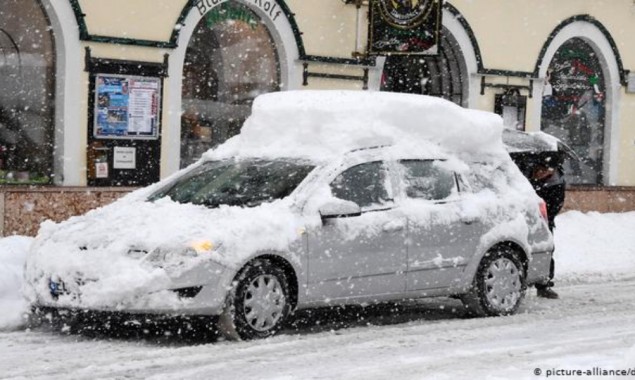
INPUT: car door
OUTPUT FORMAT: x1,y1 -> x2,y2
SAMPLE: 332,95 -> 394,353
306,160 -> 408,301
398,159 -> 487,291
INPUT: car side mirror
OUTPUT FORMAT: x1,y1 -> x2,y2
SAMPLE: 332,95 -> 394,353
319,200 -> 361,220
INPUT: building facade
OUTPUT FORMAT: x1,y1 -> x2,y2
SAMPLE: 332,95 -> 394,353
1,0 -> 634,235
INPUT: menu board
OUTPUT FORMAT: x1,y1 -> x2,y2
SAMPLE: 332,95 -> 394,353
94,74 -> 161,139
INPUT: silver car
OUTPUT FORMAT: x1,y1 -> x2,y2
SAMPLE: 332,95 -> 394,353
26,145 -> 553,340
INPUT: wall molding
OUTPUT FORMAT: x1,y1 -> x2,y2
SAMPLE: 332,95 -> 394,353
68,0 -> 308,54
534,14 -> 627,85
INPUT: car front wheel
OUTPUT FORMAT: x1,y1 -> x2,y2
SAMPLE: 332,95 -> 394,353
462,247 -> 526,317
219,259 -> 291,340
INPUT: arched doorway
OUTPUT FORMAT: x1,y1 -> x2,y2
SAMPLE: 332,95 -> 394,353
0,0 -> 55,184
180,2 -> 281,167
380,29 -> 468,106
540,38 -> 606,185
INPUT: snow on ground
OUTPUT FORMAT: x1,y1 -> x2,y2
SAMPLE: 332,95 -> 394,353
0,236 -> 32,330
555,211 -> 635,281
1,211 -> 635,379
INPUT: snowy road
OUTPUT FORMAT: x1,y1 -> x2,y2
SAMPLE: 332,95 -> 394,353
1,276 -> 634,380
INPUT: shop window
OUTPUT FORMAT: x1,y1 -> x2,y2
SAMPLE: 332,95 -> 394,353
495,89 -> 527,131
381,29 -> 467,106
181,3 -> 281,168
541,38 -> 606,185
0,0 -> 55,184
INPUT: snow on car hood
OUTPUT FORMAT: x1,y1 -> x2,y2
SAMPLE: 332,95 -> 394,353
24,195 -> 308,308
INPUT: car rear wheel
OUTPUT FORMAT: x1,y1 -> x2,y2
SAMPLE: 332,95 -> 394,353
461,247 -> 526,317
219,259 -> 291,340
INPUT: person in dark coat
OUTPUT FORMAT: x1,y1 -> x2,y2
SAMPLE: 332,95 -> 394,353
528,152 -> 566,299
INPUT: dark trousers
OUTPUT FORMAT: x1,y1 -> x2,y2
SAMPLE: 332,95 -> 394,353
535,258 -> 555,289
535,219 -> 556,289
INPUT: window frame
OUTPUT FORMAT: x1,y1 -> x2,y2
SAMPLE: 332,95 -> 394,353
329,160 -> 395,212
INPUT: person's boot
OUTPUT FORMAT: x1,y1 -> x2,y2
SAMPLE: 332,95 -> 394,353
536,287 -> 559,299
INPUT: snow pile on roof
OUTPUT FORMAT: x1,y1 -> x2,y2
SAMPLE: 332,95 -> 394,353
0,236 -> 32,330
207,90 -> 506,161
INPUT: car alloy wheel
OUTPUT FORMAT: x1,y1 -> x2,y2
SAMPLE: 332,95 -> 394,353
219,259 -> 291,340
243,274 -> 286,332
483,257 -> 522,313
461,247 -> 526,317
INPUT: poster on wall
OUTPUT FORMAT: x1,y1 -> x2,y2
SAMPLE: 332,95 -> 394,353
94,74 -> 161,139
369,0 -> 443,55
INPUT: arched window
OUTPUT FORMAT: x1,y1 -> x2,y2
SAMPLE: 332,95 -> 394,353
541,38 -> 606,185
0,0 -> 55,184
380,29 -> 467,106
181,2 -> 281,167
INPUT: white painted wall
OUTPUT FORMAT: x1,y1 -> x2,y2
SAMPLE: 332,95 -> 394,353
41,0 -> 83,186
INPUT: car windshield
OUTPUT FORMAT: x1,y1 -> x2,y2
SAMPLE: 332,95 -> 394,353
149,159 -> 315,208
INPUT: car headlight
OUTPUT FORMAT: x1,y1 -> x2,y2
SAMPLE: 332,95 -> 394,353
190,240 -> 214,253
145,240 -> 216,266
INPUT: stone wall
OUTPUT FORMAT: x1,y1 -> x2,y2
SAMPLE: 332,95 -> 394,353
2,186 -> 635,237
0,187 -> 136,237
563,187 -> 635,213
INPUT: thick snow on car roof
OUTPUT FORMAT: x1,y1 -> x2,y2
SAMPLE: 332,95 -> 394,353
205,90 -> 507,162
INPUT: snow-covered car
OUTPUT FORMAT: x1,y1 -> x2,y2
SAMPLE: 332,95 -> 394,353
25,91 -> 554,340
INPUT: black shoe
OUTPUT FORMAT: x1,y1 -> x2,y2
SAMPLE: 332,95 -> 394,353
537,287 -> 559,299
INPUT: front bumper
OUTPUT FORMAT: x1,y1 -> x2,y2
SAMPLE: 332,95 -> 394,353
30,260 -> 237,316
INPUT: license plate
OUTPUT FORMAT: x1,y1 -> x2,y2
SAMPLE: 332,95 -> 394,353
49,279 -> 67,298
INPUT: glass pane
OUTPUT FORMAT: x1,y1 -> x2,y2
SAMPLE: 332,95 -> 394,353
541,38 -> 605,185
151,160 -> 314,208
399,160 -> 456,200
181,3 -> 280,167
0,0 -> 55,184
331,162 -> 389,208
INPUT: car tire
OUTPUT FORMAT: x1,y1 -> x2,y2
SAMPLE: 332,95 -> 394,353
461,247 -> 526,317
218,259 -> 291,340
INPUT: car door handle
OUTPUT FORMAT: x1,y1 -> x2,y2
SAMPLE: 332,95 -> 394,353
461,217 -> 477,225
382,221 -> 405,232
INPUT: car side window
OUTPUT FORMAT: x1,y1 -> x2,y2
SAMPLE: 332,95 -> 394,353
330,161 -> 390,208
399,160 -> 457,201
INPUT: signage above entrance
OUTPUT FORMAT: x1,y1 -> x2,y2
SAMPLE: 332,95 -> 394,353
369,0 -> 443,56
194,0 -> 283,22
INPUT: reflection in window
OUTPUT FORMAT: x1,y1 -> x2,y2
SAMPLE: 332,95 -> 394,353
181,3 -> 280,167
331,162 -> 389,208
541,38 -> 605,185
381,28 -> 467,106
400,160 -> 456,201
0,0 -> 55,184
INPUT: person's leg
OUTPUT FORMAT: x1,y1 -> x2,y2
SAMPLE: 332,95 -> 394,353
536,257 -> 558,299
